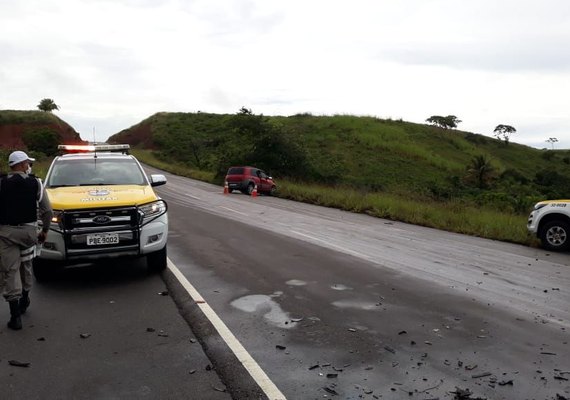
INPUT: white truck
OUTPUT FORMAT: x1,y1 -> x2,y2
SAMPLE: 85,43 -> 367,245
527,199 -> 570,251
34,144 -> 169,280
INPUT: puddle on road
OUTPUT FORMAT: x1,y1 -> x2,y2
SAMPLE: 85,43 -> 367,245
331,284 -> 353,291
230,295 -> 293,329
286,279 -> 307,286
332,299 -> 381,311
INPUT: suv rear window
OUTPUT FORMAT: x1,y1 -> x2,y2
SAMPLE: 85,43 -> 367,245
227,167 -> 244,175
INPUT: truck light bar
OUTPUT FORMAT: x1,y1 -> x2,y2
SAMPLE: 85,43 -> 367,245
58,144 -> 130,153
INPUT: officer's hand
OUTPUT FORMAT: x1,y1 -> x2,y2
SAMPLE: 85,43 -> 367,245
38,231 -> 48,244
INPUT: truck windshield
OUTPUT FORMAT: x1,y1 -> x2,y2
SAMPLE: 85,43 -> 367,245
46,158 -> 147,187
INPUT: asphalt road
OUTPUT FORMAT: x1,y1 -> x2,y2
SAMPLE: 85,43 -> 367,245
0,259 -> 231,400
1,167 -> 569,400
151,167 -> 569,400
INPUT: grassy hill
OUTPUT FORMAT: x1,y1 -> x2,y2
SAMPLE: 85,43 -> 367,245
1,108 -> 562,246
110,111 -> 569,210
108,110 -> 570,245
0,110 -> 85,175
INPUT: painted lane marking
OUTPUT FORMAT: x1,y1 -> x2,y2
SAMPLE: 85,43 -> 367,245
218,206 -> 248,216
291,230 -> 363,258
184,193 -> 201,200
167,259 -> 286,400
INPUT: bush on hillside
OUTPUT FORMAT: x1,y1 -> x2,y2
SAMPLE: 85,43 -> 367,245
216,108 -> 312,179
22,128 -> 61,157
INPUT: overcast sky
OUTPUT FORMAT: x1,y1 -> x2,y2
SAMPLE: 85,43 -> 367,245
1,0 -> 569,149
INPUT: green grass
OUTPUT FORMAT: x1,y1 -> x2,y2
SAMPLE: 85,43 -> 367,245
132,149 -> 216,183
276,180 -> 533,245
0,110 -> 63,125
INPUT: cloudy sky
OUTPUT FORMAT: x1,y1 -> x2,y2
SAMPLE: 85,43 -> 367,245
1,0 -> 569,149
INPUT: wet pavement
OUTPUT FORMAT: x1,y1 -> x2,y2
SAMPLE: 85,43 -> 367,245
0,260 -> 231,400
151,167 -> 570,400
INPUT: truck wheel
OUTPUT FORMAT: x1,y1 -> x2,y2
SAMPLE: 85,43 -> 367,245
147,247 -> 167,272
246,183 -> 254,195
540,220 -> 570,251
33,258 -> 55,282
270,186 -> 277,196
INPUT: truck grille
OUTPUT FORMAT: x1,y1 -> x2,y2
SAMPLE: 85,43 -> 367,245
61,206 -> 140,253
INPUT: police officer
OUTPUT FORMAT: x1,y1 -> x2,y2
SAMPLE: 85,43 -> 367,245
0,151 -> 52,330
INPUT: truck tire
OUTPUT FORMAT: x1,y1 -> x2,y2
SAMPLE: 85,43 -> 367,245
147,247 -> 167,272
33,258 -> 56,282
540,220 -> 570,251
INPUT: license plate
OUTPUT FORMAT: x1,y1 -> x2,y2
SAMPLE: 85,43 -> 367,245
87,234 -> 119,246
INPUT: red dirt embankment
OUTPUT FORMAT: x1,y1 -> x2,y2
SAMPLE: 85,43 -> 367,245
108,120 -> 155,149
0,110 -> 85,150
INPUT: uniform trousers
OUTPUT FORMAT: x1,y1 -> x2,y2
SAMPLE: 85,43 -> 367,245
0,225 -> 37,302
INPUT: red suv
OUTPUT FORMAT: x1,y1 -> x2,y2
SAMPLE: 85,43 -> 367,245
225,166 -> 277,195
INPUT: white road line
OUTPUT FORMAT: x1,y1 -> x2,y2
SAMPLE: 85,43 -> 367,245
167,259 -> 286,400
184,193 -> 201,200
291,230 -> 363,258
219,206 -> 248,216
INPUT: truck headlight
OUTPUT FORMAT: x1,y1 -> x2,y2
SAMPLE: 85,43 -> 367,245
44,210 -> 63,232
138,200 -> 167,226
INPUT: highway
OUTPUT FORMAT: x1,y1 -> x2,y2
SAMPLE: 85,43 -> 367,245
1,167 -> 569,399
153,167 -> 570,400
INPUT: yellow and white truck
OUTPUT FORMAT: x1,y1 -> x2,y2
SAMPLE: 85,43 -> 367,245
527,199 -> 570,251
34,144 -> 168,280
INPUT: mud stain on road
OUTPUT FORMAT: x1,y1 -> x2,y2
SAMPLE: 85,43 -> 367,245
230,294 -> 294,329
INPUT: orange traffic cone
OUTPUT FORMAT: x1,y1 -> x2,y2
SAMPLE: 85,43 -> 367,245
223,181 -> 229,195
251,184 -> 258,198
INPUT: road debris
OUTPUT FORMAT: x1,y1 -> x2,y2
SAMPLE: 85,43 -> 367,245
36,337 -> 46,341
146,327 -> 155,332
79,333 -> 91,339
308,364 -> 320,370
157,330 -> 169,337
157,290 -> 169,296
323,386 -> 339,396
212,386 -> 226,392
450,387 -> 486,400
8,360 -> 30,368
189,369 -> 196,375
326,373 -> 338,378
275,345 -> 286,350
471,372 -> 492,379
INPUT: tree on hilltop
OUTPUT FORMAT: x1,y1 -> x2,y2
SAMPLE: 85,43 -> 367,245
546,137 -> 558,150
493,124 -> 516,145
426,115 -> 461,129
37,98 -> 60,112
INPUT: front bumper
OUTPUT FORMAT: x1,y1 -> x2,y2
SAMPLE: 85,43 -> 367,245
39,213 -> 168,263
527,210 -> 539,236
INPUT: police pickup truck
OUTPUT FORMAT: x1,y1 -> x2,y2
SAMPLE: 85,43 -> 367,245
527,199 -> 570,251
34,144 -> 168,280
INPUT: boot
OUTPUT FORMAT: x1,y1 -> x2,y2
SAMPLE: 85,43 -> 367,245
19,290 -> 30,314
8,300 -> 22,330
